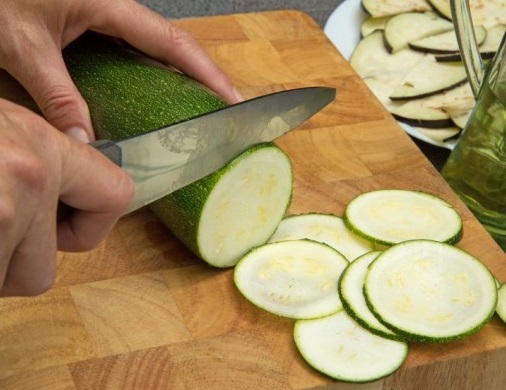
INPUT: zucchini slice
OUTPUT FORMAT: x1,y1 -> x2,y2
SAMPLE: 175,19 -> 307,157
234,239 -> 349,319
343,189 -> 463,246
496,283 -> 506,325
361,0 -> 431,17
268,213 -> 374,261
294,310 -> 408,383
364,240 -> 498,342
383,12 -> 454,53
338,251 -> 403,340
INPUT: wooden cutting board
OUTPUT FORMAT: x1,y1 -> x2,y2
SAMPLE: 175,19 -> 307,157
1,10 -> 505,390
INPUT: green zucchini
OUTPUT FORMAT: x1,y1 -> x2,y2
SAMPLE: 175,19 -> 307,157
63,32 -> 228,139
294,310 -> 409,383
364,240 -> 498,342
63,32 -> 293,267
234,239 -> 349,319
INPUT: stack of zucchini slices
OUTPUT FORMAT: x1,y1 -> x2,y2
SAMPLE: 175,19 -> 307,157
234,189 -> 501,383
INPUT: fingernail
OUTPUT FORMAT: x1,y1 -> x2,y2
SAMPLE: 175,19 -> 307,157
233,87 -> 244,102
65,127 -> 90,143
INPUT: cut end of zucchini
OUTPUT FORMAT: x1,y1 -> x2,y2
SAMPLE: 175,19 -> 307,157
344,189 -> 463,246
364,240 -> 498,342
294,310 -> 408,383
152,143 -> 293,268
234,239 -> 349,319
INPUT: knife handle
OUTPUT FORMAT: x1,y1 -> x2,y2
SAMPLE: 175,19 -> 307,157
56,140 -> 122,221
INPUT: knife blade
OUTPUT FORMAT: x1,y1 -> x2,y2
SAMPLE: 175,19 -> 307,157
58,86 -> 335,218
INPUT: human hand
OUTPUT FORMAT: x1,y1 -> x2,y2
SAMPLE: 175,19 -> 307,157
0,99 -> 134,297
0,0 -> 242,142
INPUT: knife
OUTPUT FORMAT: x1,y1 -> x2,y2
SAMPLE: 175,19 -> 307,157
58,86 -> 335,219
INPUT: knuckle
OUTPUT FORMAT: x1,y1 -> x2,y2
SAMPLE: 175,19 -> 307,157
163,24 -> 196,48
38,86 -> 84,126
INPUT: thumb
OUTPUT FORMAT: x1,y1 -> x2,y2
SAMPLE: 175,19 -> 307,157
5,40 -> 94,142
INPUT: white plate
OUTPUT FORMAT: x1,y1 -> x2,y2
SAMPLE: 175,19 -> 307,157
324,0 -> 455,150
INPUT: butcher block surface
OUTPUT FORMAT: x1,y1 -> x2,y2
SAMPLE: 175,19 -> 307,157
1,10 -> 506,390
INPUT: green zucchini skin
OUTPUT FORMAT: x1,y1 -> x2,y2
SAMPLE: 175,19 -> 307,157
150,142 -> 292,266
63,32 -> 228,140
63,33 -> 293,267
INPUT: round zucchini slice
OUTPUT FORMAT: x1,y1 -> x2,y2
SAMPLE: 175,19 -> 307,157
234,239 -> 348,319
343,189 -> 463,246
294,310 -> 408,383
364,240 -> 498,342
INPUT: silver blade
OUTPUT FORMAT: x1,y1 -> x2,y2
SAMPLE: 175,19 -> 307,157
117,86 -> 335,213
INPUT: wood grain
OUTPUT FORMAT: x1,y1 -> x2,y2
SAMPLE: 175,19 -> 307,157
0,10 -> 505,390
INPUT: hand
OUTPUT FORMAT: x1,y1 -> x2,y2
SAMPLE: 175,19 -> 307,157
0,0 -> 242,142
0,99 -> 134,296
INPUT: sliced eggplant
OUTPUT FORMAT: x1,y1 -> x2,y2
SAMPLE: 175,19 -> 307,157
436,24 -> 506,61
350,30 -> 423,80
360,15 -> 393,37
415,127 -> 462,143
390,100 -> 454,128
363,78 -> 453,129
428,0 -> 506,29
361,0 -> 432,17
448,108 -> 472,129
389,55 -> 467,100
409,25 -> 487,54
384,12 -> 454,53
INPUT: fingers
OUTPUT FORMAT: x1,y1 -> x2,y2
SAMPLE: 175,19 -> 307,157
90,0 -> 243,104
1,31 -> 94,142
56,139 -> 135,252
0,100 -> 133,296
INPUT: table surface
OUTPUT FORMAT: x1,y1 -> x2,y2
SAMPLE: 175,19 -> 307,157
1,10 -> 505,390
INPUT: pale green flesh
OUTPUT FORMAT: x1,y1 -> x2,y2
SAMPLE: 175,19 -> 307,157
197,147 -> 292,267
234,240 -> 349,319
364,240 -> 498,342
344,189 -> 462,245
268,214 -> 373,262
294,310 -> 408,383
339,251 -> 401,340
496,283 -> 506,324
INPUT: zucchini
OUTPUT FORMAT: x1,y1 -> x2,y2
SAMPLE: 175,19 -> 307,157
338,251 -> 403,340
343,189 -> 463,246
294,310 -> 409,383
364,240 -> 498,342
496,283 -> 506,325
63,32 -> 293,267
234,239 -> 349,319
63,32 -> 228,139
268,213 -> 374,261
